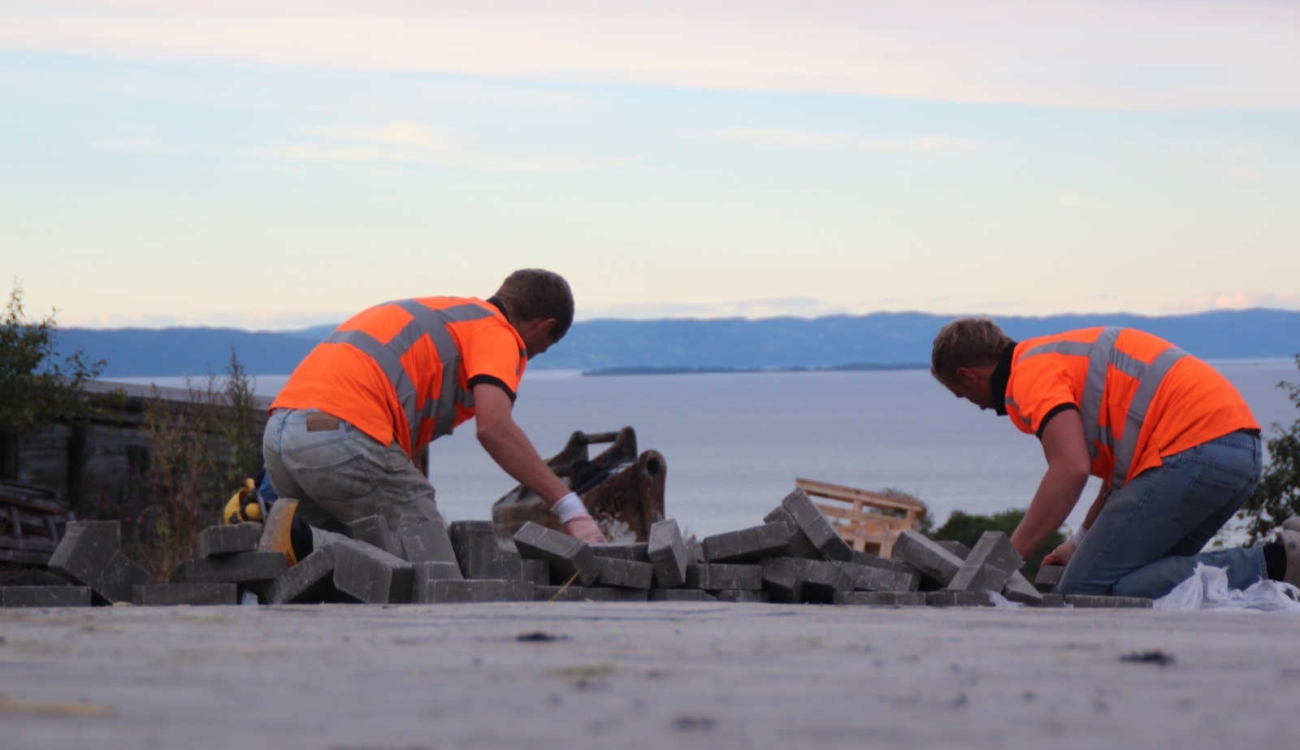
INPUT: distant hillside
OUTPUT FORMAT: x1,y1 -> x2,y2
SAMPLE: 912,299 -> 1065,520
58,309 -> 1300,377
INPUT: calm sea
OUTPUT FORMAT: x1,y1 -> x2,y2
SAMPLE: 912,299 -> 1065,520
112,359 -> 1299,538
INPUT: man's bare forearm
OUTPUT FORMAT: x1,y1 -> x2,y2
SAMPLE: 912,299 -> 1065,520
1010,466 -> 1090,559
477,419 -> 571,505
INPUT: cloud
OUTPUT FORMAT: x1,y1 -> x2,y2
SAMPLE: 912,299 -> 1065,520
2,1 -> 1297,110
700,128 -> 977,154
583,296 -> 854,320
1171,291 -> 1300,312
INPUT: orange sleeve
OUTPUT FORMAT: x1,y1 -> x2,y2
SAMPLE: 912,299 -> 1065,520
461,321 -> 526,400
1009,358 -> 1078,436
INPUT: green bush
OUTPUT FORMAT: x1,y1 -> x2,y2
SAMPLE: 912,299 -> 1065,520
1234,355 -> 1300,545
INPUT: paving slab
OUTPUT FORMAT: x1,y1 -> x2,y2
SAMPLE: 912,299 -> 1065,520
1,586 -> 91,608
196,523 -> 263,558
175,552 -> 287,585
48,521 -> 149,604
131,584 -> 238,607
332,540 -> 414,604
1037,564 -> 1066,590
701,522 -> 792,563
946,532 -> 1023,593
397,518 -> 461,571
514,522 -> 600,586
261,545 -> 340,605
593,557 -> 655,590
779,489 -> 853,561
684,564 -> 762,592
1,602 -> 1294,750
1065,595 -> 1154,609
647,520 -> 688,588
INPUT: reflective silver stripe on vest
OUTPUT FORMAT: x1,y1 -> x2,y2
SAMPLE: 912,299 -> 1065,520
1016,327 -> 1186,488
328,300 -> 498,451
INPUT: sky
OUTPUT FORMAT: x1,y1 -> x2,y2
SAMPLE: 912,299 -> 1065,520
2,0 -> 1298,329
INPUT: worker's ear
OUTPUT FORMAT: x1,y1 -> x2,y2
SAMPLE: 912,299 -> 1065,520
954,366 -> 978,386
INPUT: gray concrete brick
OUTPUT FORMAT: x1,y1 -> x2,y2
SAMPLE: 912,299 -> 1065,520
425,579 -> 516,603
411,561 -> 463,603
534,585 -> 589,602
178,551 -> 288,584
936,540 -> 971,558
684,564 -> 762,591
1036,593 -> 1067,608
332,540 -> 414,604
842,561 -> 902,592
850,550 -> 894,570
926,590 -> 994,607
1,586 -> 91,608
1065,595 -> 1153,609
448,520 -> 501,579
712,589 -> 769,603
397,518 -> 461,573
892,531 -> 965,586
582,587 -> 650,602
780,489 -> 853,561
1036,564 -> 1065,590
513,522 -> 600,586
760,557 -> 812,603
1002,571 -> 1045,606
594,557 -> 655,589
702,522 -> 792,563
893,563 -> 923,592
686,538 -> 706,564
49,520 -> 149,604
263,546 -> 339,604
834,591 -> 927,607
762,506 -> 821,559
522,559 -> 550,585
591,543 -> 651,562
349,515 -> 402,557
197,523 -> 264,557
946,532 -> 1023,593
800,560 -> 853,603
647,519 -> 689,588
648,589 -> 716,602
132,583 -> 237,606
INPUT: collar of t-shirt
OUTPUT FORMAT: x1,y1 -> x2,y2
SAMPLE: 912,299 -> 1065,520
990,342 -> 1017,417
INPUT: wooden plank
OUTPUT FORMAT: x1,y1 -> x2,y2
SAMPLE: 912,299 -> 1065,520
0,548 -> 53,565
0,534 -> 57,552
796,477 -> 926,514
0,482 -> 69,516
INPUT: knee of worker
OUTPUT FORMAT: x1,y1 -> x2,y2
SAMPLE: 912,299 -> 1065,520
1054,564 -> 1113,596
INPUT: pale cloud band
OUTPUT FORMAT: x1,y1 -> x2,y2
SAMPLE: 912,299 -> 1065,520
2,0 -> 1297,110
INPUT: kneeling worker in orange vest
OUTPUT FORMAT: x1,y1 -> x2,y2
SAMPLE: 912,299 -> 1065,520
930,318 -> 1299,599
260,268 -> 607,566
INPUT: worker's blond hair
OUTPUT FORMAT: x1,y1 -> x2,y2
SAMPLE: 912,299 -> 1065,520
930,317 -> 1014,384
495,269 -> 575,339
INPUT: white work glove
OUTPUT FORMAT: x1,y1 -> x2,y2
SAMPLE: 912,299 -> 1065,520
552,492 -> 608,544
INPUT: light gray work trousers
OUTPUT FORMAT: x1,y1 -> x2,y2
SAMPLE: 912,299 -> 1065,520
262,408 -> 445,548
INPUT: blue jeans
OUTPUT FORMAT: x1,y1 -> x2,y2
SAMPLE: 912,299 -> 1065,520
1057,430 -> 1265,599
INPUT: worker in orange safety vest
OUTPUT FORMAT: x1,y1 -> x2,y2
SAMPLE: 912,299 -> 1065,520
930,317 -> 1299,599
259,269 -> 607,568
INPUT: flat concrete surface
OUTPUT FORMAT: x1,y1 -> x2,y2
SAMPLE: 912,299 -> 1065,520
1,602 -> 1297,750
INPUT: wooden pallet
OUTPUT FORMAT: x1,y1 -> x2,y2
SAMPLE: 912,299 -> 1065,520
794,477 -> 927,558
0,482 -> 68,565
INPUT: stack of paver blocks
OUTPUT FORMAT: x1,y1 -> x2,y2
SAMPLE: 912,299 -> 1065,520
5,495 -> 1153,609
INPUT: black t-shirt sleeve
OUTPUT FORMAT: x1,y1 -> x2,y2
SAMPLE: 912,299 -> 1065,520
1036,402 -> 1079,438
467,374 -> 517,403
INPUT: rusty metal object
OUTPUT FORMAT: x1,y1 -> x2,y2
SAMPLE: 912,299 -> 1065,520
492,427 -> 666,544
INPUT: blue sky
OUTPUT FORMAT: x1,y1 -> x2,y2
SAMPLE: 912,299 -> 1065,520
2,1 -> 1298,329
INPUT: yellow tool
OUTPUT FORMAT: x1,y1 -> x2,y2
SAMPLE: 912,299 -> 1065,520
222,477 -> 266,525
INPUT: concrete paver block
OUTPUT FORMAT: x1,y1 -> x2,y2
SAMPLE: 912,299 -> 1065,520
892,531 -> 965,586
834,591 -> 927,607
178,552 -> 288,584
49,520 -> 148,603
425,579 -> 516,603
946,532 -> 1023,593
762,506 -> 821,559
648,589 -> 716,602
332,539 -> 414,604
581,587 -> 650,602
522,559 -> 550,585
936,540 -> 971,558
1,586 -> 91,608
1036,593 -> 1067,608
850,550 -> 894,570
685,563 -> 762,591
893,563 -> 923,592
800,560 -> 853,603
702,522 -> 793,563
513,522 -> 600,586
760,557 -> 812,603
594,557 -> 655,589
197,523 -> 264,558
1065,595 -> 1153,609
1002,571 -> 1045,605
410,561 -> 463,603
1035,565 -> 1065,590
780,489 -> 854,561
533,585 -> 589,602
449,520 -> 502,579
591,543 -> 651,562
264,546 -> 339,604
713,589 -> 769,603
842,561 -> 902,592
132,583 -> 237,606
349,515 -> 402,557
398,518 -> 461,572
647,519 -> 689,588
926,590 -> 994,607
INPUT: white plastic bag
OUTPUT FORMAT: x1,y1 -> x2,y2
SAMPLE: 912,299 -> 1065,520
1154,563 -> 1300,612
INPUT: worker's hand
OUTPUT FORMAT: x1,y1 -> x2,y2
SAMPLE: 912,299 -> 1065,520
563,514 -> 608,545
1042,538 -> 1077,566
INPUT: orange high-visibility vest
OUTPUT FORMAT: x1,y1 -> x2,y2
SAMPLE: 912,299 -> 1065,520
1006,327 -> 1258,488
271,297 -> 527,458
